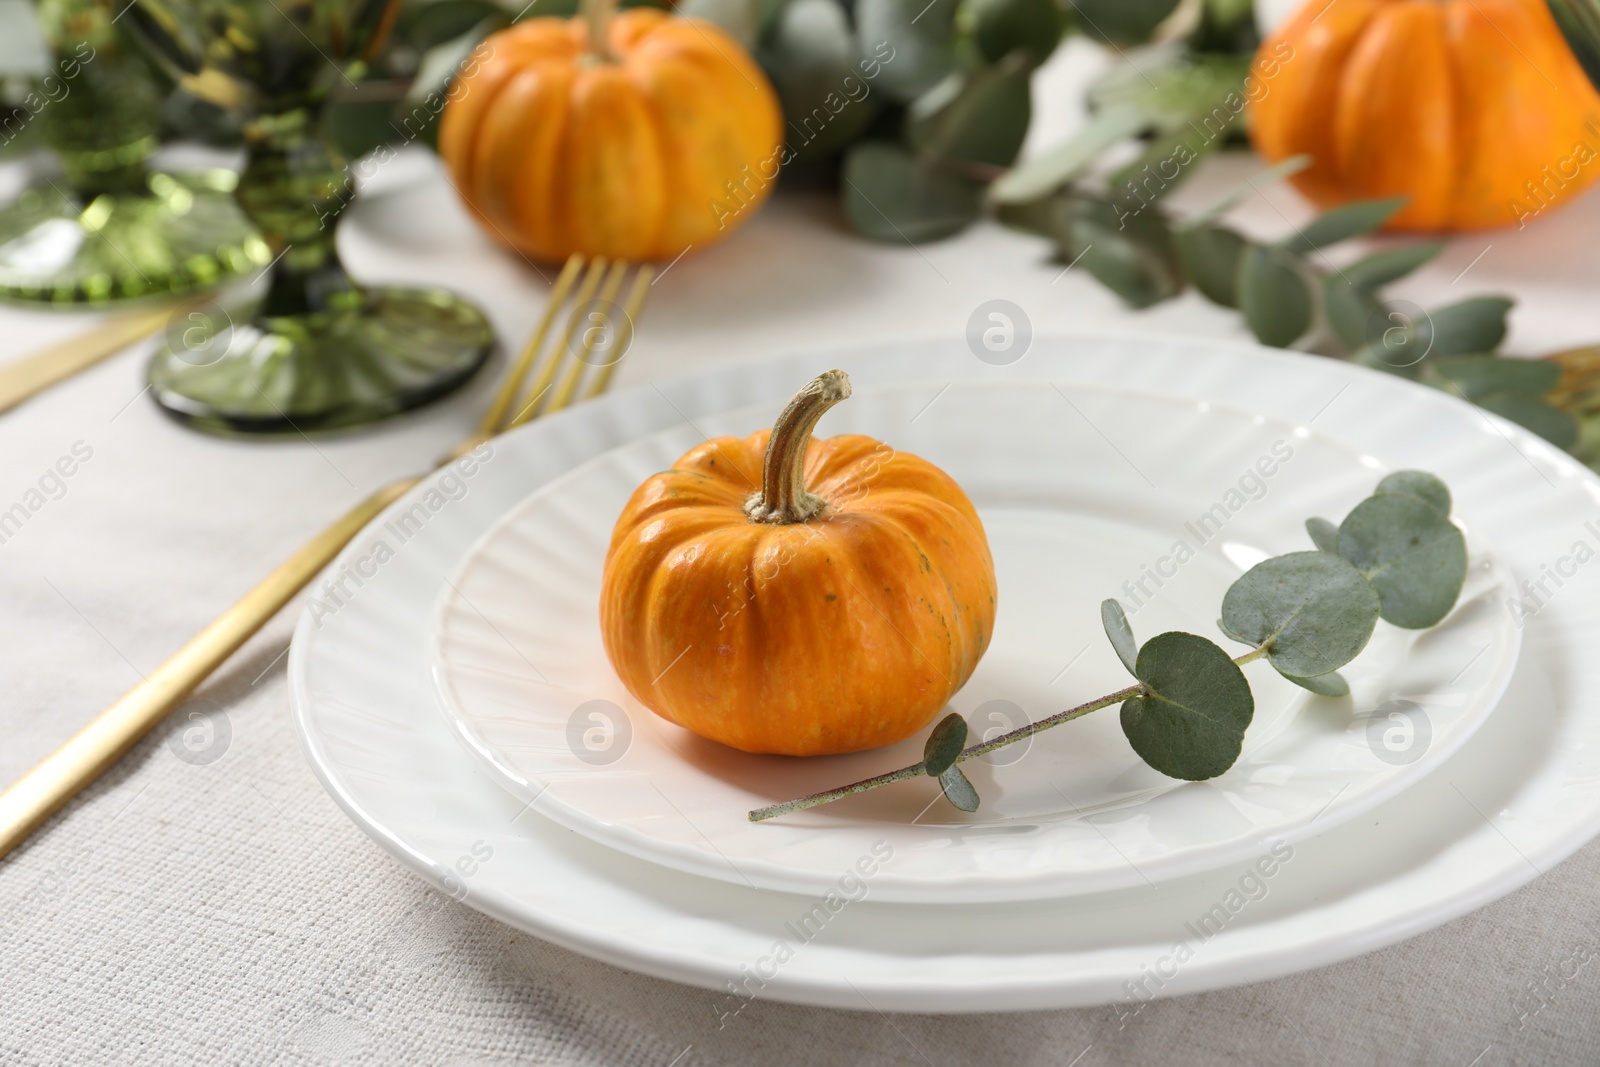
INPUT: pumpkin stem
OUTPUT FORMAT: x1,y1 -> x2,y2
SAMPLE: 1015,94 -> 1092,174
745,369 -> 852,524
584,0 -> 619,60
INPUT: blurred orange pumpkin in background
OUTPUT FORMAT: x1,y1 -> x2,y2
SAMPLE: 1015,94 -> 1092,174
439,0 -> 783,262
1250,0 -> 1600,231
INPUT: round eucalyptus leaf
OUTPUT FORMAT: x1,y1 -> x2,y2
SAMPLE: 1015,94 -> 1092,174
1069,0 -> 1180,45
759,0 -> 879,161
1121,631 -> 1254,781
1101,598 -> 1138,676
907,63 -> 1031,168
1428,356 -> 1560,401
1342,243 -> 1445,290
1323,276 -> 1389,352
956,0 -> 1062,65
1306,516 -> 1339,554
1418,296 -> 1513,358
1277,197 -> 1406,256
1375,470 -> 1450,514
1219,551 -> 1379,678
1282,669 -> 1349,697
922,712 -> 968,776
1239,245 -> 1311,348
854,0 -> 960,103
1174,225 -> 1245,308
1474,391 -> 1580,450
938,764 -> 981,811
1338,494 -> 1467,629
841,142 -> 984,243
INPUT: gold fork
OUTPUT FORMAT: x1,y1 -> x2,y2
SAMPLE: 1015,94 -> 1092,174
0,254 -> 653,859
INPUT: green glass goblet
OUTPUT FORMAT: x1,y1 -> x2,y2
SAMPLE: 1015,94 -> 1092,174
123,0 -> 494,434
0,0 -> 267,305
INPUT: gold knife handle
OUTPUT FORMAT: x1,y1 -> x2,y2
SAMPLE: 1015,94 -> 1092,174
0,304 -> 180,416
0,477 -> 417,860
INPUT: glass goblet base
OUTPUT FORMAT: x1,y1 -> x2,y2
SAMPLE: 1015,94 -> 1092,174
0,169 -> 267,306
147,285 -> 495,435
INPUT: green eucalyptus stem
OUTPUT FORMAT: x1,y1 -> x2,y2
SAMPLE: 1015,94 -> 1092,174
748,642 -> 1271,822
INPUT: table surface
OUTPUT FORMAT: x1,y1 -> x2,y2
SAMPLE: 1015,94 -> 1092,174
3,39 -> 1600,1067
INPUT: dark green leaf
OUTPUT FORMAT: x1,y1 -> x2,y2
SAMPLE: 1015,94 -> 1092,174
938,765 -> 981,811
1069,0 -> 1181,45
922,712 -> 968,776
907,62 -> 1031,168
1108,126 -> 1219,208
1475,391 -> 1581,449
1429,356 -> 1561,401
1338,494 -> 1468,629
760,0 -> 879,161
842,142 -> 984,242
1306,517 -> 1339,554
1239,245 -> 1311,347
1277,197 -> 1406,256
956,0 -> 1062,65
1375,470 -> 1451,514
400,0 -> 506,51
1102,598 -> 1138,675
989,104 -> 1145,204
1282,670 -> 1349,697
1418,296 -> 1514,358
1121,632 -> 1254,781
1343,243 -> 1445,290
1323,276 -> 1391,351
1066,212 -> 1184,309
855,0 -> 960,103
1219,551 -> 1380,678
1175,225 -> 1246,307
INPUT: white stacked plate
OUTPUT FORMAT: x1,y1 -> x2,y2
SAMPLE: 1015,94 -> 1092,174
289,335 -> 1600,1012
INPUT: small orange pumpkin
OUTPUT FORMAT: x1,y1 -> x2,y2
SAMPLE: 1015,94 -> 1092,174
1249,0 -> 1600,231
599,371 -> 998,756
438,0 -> 783,261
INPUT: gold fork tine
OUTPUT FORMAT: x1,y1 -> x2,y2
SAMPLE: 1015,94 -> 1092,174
506,256 -> 610,429
587,266 -> 654,400
0,255 -> 657,861
476,253 -> 584,437
545,259 -> 630,417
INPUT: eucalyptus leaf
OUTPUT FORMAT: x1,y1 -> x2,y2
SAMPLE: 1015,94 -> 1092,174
1177,155 -> 1309,231
1068,0 -> 1181,45
1337,494 -> 1468,629
956,0 -> 1062,65
907,60 -> 1031,168
1277,197 -> 1406,256
1064,204 -> 1184,309
1375,470 -> 1451,514
922,712 -> 968,776
988,104 -> 1145,205
1306,516 -> 1339,554
1101,598 -> 1138,676
1428,356 -> 1561,401
1219,551 -> 1380,678
1282,670 -> 1349,697
1474,391 -> 1581,449
1175,225 -> 1245,307
1121,631 -> 1254,781
400,0 -> 506,51
1239,245 -> 1311,347
1323,276 -> 1390,351
855,0 -> 960,103
760,0 -> 879,161
1418,296 -> 1514,358
1343,243 -> 1445,290
1108,125 -> 1218,207
680,0 -> 765,47
938,764 -> 981,811
1089,52 -> 1251,135
842,142 -> 984,242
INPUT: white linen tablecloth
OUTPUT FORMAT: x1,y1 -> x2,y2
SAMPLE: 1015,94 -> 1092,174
3,42 -> 1600,1066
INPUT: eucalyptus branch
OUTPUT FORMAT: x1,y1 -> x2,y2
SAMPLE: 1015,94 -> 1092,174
747,473 -> 1468,826
749,644 -> 1269,822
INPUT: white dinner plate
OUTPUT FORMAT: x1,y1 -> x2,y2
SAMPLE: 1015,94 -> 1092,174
427,382 -> 1519,902
290,334 -> 1600,1011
